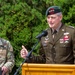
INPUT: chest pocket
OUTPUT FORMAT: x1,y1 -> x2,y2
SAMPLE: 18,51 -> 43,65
42,40 -> 50,47
59,43 -> 71,56
59,41 -> 71,47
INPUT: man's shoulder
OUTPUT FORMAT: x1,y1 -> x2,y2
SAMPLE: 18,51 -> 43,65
68,26 -> 75,29
65,25 -> 75,30
64,25 -> 75,34
65,25 -> 74,28
0,38 -> 10,45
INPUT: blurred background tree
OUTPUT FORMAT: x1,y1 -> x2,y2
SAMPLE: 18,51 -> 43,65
0,0 -> 75,74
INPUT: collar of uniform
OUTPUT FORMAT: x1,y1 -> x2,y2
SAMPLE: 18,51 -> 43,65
52,22 -> 62,33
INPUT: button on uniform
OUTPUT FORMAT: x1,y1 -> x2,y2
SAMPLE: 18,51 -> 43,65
51,46 -> 56,62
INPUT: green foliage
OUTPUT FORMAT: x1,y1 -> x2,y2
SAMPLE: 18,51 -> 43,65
63,5 -> 75,26
54,0 -> 75,26
0,0 -> 75,75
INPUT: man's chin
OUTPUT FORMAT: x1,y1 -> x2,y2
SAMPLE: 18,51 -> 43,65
50,26 -> 54,28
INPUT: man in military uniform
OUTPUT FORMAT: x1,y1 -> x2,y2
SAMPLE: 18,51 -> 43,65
0,38 -> 15,75
20,6 -> 75,64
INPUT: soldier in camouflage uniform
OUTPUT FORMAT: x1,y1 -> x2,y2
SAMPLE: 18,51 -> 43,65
0,38 -> 15,75
20,6 -> 75,64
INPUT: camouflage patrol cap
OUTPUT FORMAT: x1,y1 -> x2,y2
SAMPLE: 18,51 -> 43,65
46,6 -> 62,16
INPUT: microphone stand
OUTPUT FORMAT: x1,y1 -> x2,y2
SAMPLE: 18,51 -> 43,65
14,39 -> 40,75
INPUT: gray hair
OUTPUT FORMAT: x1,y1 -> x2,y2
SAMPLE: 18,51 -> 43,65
56,12 -> 62,16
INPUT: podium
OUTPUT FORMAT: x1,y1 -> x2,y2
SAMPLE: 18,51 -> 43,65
22,63 -> 75,75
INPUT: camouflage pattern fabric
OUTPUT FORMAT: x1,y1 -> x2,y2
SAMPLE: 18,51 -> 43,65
0,38 -> 15,75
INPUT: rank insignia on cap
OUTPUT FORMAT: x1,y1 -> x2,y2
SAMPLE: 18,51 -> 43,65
49,8 -> 55,14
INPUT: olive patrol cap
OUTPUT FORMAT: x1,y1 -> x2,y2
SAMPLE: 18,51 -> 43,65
46,6 -> 61,16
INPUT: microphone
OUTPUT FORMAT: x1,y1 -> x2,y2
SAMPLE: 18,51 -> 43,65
36,30 -> 48,39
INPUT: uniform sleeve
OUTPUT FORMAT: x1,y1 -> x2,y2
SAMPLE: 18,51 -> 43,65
26,41 -> 46,63
4,41 -> 15,72
73,29 -> 75,64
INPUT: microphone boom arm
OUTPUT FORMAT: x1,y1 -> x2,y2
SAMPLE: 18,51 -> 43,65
14,40 -> 40,75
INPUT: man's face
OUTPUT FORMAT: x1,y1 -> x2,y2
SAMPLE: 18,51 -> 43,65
47,13 -> 62,29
